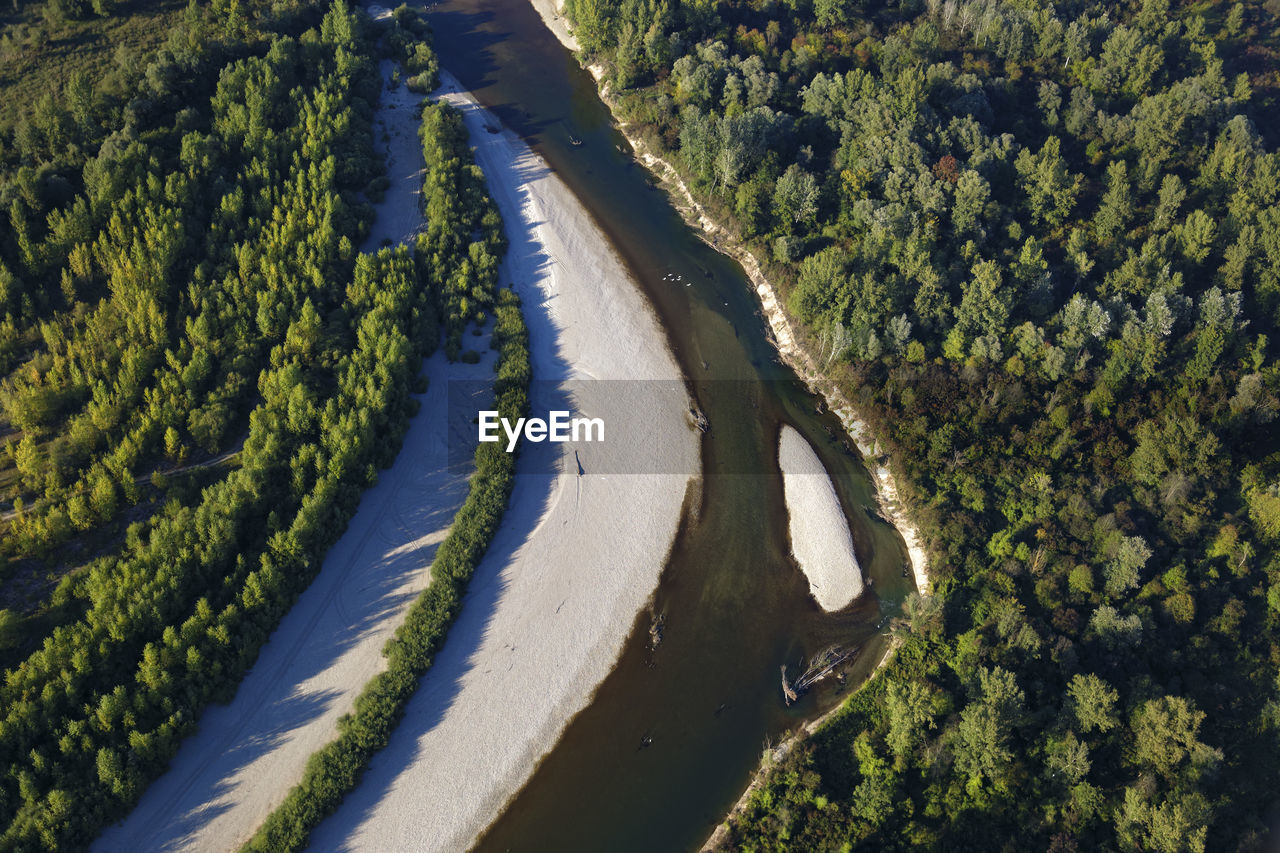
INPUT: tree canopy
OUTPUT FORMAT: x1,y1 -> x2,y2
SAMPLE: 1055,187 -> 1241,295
569,0 -> 1280,848
0,2 -> 519,848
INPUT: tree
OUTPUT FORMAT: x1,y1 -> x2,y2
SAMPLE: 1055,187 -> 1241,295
773,163 -> 819,229
789,247 -> 850,324
1015,136 -> 1081,228
0,609 -> 20,650
950,259 -> 1011,361
1129,696 -> 1218,779
952,701 -> 1014,790
1089,604 -> 1144,649
849,733 -> 896,828
1246,487 -> 1280,541
13,435 -> 42,492
1045,731 -> 1091,785
1104,535 -> 1152,597
1067,673 -> 1119,733
814,0 -> 852,29
951,170 -> 990,239
1093,160 -> 1133,242
1116,787 -> 1209,853
885,679 -> 940,760
1152,174 -> 1186,232
1179,210 -> 1217,264
1129,416 -> 1219,493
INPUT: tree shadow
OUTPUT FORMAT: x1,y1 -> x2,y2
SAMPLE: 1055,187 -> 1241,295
101,686 -> 341,853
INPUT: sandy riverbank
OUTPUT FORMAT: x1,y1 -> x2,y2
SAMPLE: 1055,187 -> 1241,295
304,70 -> 697,852
527,0 -> 577,51
94,60 -> 496,853
778,426 -> 863,612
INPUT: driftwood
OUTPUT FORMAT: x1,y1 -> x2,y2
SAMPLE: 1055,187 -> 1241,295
648,611 -> 665,649
689,407 -> 710,433
781,645 -> 857,705
780,665 -> 798,704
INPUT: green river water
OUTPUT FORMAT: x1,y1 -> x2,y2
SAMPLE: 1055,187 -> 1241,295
420,2 -> 920,849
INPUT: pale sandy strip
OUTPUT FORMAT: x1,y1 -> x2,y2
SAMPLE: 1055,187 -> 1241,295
303,71 -> 697,852
527,0 -> 578,51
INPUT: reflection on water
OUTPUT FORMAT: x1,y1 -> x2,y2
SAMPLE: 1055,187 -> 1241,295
417,1 -> 920,849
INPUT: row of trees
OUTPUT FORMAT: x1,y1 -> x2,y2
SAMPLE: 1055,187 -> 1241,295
244,43 -> 525,848
571,0 -> 1280,849
0,2 -> 522,849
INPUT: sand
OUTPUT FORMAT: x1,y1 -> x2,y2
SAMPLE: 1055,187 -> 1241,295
302,71 -> 697,852
93,59 -> 498,853
777,426 -> 863,612
527,0 -> 578,51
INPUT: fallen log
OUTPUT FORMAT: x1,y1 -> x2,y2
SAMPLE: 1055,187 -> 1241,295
781,645 -> 857,704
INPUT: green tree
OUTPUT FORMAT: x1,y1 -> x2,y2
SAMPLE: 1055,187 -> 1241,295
0,609 -> 20,651
1067,673 -> 1119,733
950,259 -> 1011,361
773,163 -> 819,230
885,679 -> 940,760
1015,136 -> 1081,229
1093,160 -> 1133,242
1129,696 -> 1218,779
1045,731 -> 1091,785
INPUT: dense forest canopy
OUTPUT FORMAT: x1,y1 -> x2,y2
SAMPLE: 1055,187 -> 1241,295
0,0 -> 513,848
568,0 -> 1280,849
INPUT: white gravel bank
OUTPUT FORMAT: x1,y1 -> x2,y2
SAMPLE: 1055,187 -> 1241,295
778,426 -> 863,612
94,60 -> 494,853
303,71 -> 697,853
528,0 -> 578,51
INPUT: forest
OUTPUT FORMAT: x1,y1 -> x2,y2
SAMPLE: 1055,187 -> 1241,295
565,0 -> 1280,849
0,0 -> 518,848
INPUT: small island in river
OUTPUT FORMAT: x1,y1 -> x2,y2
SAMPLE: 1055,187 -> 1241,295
777,425 -> 864,612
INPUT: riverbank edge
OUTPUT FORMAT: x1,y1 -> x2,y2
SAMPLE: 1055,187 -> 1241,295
528,0 -> 930,597
587,76 -> 929,599
521,3 -> 936,846
703,634 -> 901,850
585,73 -> 934,853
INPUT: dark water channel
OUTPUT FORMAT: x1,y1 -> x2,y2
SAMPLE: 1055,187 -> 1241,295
418,2 -> 920,849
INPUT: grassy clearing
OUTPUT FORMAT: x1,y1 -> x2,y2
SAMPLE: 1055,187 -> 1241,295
0,0 -> 188,132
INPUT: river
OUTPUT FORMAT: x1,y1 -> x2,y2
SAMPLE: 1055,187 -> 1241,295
420,1 -> 919,849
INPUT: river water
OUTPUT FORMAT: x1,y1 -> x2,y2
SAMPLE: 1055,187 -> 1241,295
421,2 -> 918,849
